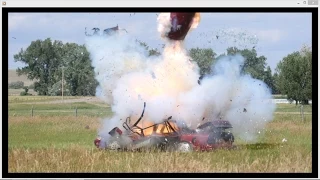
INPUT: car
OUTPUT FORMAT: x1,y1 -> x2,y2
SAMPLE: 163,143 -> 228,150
177,120 -> 235,152
94,102 -> 181,151
94,102 -> 235,152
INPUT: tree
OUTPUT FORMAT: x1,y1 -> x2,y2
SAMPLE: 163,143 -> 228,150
14,38 -> 63,95
189,48 -> 217,77
272,72 -> 281,94
14,39 -> 98,96
226,47 -> 267,80
136,40 -> 161,57
275,46 -> 312,105
61,43 -> 98,96
262,66 -> 276,94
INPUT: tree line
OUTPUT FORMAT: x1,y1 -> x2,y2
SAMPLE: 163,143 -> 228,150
13,38 -> 312,104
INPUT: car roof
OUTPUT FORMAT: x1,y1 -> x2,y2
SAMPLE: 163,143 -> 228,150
198,120 -> 233,129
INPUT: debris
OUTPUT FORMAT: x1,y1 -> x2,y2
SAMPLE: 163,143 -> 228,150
243,108 -> 247,112
150,71 -> 156,79
282,138 -> 287,143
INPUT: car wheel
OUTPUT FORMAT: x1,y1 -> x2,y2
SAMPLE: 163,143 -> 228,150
107,140 -> 121,150
176,142 -> 193,152
222,132 -> 234,143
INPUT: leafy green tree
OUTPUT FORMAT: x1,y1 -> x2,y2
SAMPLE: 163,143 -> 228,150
189,48 -> 217,77
226,47 -> 266,80
48,80 -> 70,96
14,39 -> 98,96
14,38 -> 63,95
275,45 -> 312,105
148,48 -> 161,56
61,43 -> 98,96
272,72 -> 281,94
262,66 -> 276,94
136,40 -> 161,57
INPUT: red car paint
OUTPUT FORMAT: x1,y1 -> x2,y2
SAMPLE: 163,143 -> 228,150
179,120 -> 234,151
94,138 -> 101,148
179,133 -> 232,151
167,12 -> 196,40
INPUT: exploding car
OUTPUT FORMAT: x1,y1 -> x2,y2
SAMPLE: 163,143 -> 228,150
166,12 -> 200,40
94,102 -> 235,152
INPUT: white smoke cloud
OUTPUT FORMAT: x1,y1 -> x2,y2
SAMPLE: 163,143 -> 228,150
86,13 -> 276,145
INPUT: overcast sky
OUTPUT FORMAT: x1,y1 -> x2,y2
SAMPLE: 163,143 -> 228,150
8,12 -> 312,72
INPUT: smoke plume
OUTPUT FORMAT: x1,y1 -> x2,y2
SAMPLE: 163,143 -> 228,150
85,13 -> 275,145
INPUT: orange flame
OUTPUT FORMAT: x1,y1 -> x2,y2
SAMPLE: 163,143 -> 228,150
130,120 -> 179,137
190,13 -> 201,29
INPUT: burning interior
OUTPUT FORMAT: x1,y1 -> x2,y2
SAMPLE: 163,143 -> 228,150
94,102 -> 235,152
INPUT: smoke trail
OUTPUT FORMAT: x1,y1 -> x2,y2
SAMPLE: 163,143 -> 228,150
86,13 -> 275,145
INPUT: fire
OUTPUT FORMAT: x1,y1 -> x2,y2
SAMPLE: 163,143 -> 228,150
130,120 -> 179,137
190,12 -> 201,29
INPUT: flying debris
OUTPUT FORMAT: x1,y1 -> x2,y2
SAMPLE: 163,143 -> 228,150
166,12 -> 200,40
104,25 -> 128,35
86,25 -> 128,36
92,28 -> 100,35
243,108 -> 247,113
12,37 -> 16,39
103,25 -> 119,35
216,35 -> 219,39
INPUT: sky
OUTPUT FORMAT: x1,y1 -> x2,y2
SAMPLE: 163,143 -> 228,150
8,12 -> 312,73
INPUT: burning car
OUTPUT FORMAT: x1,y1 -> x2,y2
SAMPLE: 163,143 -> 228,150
177,120 -> 235,152
94,102 -> 235,152
95,102 -> 181,151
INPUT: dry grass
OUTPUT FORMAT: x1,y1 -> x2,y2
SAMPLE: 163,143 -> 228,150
8,69 -> 35,86
8,147 -> 311,173
8,113 -> 312,173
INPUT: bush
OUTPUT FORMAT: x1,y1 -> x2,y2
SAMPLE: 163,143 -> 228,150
8,81 -> 24,89
28,83 -> 35,89
48,80 -> 71,96
20,91 -> 32,96
23,86 -> 29,93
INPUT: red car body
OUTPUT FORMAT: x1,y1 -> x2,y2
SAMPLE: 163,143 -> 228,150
178,120 -> 234,151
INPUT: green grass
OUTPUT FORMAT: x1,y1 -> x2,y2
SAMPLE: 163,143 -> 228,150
275,104 -> 312,113
9,101 -> 111,117
9,116 -> 100,149
272,94 -> 288,99
8,114 -> 312,172
8,95 -> 79,103
8,96 -> 312,172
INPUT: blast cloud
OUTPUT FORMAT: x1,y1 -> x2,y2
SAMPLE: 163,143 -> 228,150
85,13 -> 276,144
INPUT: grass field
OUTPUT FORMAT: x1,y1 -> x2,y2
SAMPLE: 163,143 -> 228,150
8,69 -> 35,86
8,96 -> 312,173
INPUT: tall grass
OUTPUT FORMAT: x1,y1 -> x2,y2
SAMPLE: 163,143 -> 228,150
8,112 -> 312,172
